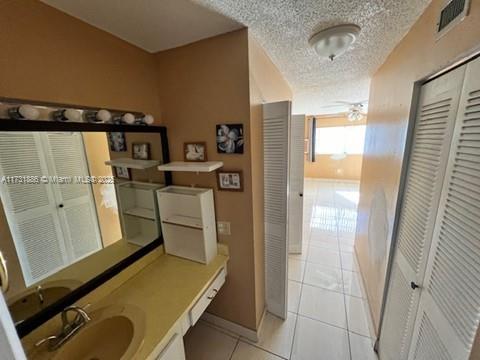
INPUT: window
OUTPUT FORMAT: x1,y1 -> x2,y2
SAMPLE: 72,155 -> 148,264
315,125 -> 366,155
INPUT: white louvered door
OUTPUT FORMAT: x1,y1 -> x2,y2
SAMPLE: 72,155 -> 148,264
43,133 -> 102,263
407,56 -> 480,360
263,101 -> 291,319
289,115 -> 305,254
379,65 -> 466,360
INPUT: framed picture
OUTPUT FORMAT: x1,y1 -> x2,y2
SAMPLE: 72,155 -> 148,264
216,124 -> 244,154
217,170 -> 243,192
108,132 -> 127,152
132,142 -> 150,160
114,166 -> 131,180
184,142 -> 207,162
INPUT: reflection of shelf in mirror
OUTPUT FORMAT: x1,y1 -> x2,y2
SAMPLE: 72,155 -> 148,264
162,215 -> 203,230
157,161 -> 223,172
105,158 -> 160,169
127,235 -> 156,246
123,207 -> 155,220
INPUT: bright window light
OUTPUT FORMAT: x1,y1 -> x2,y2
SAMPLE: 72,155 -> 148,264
315,125 -> 366,155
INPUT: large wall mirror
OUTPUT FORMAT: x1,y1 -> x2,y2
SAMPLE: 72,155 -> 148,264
0,114 -> 170,336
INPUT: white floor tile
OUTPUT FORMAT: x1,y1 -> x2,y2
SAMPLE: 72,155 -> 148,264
244,312 -> 297,359
288,280 -> 302,313
343,270 -> 364,298
340,243 -> 354,253
303,263 -> 343,292
349,333 -> 378,360
299,284 -> 346,328
345,295 -> 371,337
309,237 -> 339,251
231,341 -> 283,360
307,247 -> 341,269
341,252 -> 360,272
291,315 -> 350,360
184,321 -> 237,360
288,259 -> 306,282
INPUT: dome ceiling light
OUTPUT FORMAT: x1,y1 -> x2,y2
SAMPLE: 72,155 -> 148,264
309,24 -> 361,61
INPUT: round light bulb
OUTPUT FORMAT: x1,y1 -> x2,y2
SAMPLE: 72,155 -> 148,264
64,109 -> 81,122
122,113 -> 135,124
143,114 -> 154,125
19,105 -> 40,120
96,109 -> 112,123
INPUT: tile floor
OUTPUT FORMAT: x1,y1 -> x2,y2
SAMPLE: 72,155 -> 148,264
184,179 -> 377,360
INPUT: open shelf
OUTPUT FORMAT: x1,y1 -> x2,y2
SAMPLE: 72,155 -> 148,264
126,234 -> 156,247
162,215 -> 203,230
157,161 -> 223,173
123,207 -> 155,220
105,158 -> 160,169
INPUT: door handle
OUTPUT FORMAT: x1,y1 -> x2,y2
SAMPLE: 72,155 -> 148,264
410,281 -> 420,290
0,251 -> 9,293
299,193 -> 303,197
58,204 -> 64,208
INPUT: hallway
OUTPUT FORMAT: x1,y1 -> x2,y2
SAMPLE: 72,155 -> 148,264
184,179 -> 377,359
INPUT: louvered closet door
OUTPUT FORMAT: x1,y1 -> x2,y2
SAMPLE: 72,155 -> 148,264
42,133 -> 102,263
263,101 -> 291,319
379,65 -> 466,360
289,115 -> 305,254
407,56 -> 480,360
0,132 -> 67,285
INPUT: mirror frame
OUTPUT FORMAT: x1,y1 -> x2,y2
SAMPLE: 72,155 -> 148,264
0,118 -> 172,337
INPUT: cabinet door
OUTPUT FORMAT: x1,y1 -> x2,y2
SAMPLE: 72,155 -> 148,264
289,115 -> 305,254
379,65 -> 466,360
0,132 -> 67,285
42,132 -> 102,262
263,101 -> 291,319
156,333 -> 185,360
407,56 -> 480,360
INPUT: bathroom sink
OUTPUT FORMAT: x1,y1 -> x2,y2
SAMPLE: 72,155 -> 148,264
53,304 -> 145,360
8,280 -> 82,324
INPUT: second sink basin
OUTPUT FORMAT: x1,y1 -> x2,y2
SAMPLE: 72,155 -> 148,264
53,304 -> 145,360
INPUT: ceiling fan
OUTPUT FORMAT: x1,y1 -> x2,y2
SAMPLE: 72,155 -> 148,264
317,100 -> 368,121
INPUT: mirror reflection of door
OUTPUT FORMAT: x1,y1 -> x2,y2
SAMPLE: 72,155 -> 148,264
0,132 -> 102,287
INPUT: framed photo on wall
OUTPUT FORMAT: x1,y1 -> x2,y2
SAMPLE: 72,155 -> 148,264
184,142 -> 207,162
108,132 -> 127,152
217,170 -> 243,192
132,142 -> 150,160
216,124 -> 244,154
114,166 -> 131,180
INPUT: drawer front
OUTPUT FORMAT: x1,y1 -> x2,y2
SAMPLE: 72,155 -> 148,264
156,333 -> 185,360
189,267 -> 226,326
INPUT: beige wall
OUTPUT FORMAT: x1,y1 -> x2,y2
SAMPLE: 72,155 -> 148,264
356,0 -> 480,339
305,116 -> 365,181
155,29 -> 261,330
248,34 -> 293,325
0,0 -> 160,297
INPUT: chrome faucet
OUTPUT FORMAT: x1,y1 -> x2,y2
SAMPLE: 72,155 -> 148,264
36,285 -> 44,304
35,305 -> 91,351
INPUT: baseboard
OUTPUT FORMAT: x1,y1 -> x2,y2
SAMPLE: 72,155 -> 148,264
354,249 -> 378,343
201,311 -> 261,342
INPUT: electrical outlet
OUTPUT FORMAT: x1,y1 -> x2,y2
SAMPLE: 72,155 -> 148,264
217,221 -> 231,235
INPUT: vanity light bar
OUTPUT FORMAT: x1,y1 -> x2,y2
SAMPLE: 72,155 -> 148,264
0,98 -> 155,125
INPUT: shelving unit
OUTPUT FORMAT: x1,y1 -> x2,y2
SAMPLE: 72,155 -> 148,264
157,161 -> 223,173
105,158 -> 160,170
157,186 -> 217,264
117,181 -> 164,246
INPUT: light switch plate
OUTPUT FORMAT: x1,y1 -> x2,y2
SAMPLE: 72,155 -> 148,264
217,221 -> 231,235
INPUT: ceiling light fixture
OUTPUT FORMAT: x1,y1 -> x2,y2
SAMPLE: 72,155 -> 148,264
309,24 -> 360,61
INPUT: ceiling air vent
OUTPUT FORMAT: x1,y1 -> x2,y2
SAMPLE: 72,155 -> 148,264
436,0 -> 470,39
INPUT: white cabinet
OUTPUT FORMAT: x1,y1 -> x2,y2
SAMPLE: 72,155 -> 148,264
117,181 -> 164,246
157,186 -> 217,264
155,333 -> 185,360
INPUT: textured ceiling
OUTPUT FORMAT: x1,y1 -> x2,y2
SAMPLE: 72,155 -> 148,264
193,0 -> 431,114
40,0 -> 242,52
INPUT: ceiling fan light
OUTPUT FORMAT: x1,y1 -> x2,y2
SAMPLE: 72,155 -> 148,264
309,24 -> 360,61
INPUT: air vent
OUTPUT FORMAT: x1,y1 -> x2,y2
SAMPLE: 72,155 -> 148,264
436,0 -> 470,39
